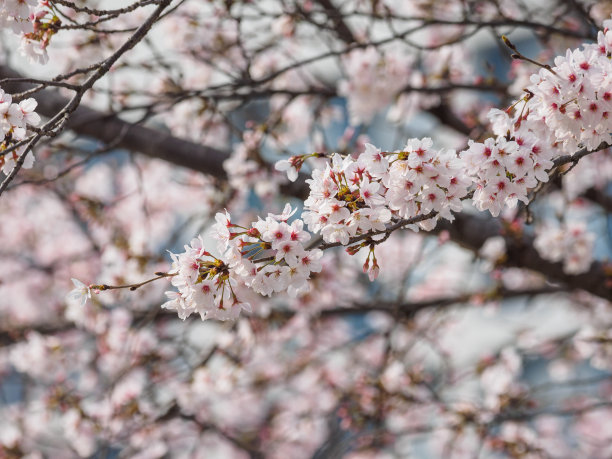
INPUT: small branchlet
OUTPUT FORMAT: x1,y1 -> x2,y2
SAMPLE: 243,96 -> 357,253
502,35 -> 557,76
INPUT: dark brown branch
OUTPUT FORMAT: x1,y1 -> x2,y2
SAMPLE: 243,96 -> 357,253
157,403 -> 264,458
315,0 -> 358,44
495,400 -> 612,422
0,0 -> 173,196
319,286 -> 566,317
0,286 -> 564,348
582,187 -> 612,213
438,212 -> 612,300
51,0 -> 161,17
0,66 -> 228,180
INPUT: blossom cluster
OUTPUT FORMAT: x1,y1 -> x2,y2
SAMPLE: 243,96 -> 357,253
446,20 -> 612,219
161,233 -> 249,321
534,222 -> 595,274
0,0 -> 37,33
0,88 -> 41,173
339,46 -> 412,125
302,139 -> 470,244
223,129 -> 277,197
452,19 -> 612,217
161,205 -> 323,320
479,347 -> 523,412
574,325 -> 612,371
462,126 -> 555,217
525,23 -> 612,153
1,0 -> 54,64
463,18 -> 612,214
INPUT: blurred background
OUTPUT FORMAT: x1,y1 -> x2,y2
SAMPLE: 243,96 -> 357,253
1,0 -> 612,457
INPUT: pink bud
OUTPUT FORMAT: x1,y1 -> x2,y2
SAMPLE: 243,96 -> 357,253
367,265 -> 380,282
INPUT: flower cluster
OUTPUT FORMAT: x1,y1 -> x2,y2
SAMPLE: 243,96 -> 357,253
534,222 -> 595,274
301,139 -> 470,247
0,0 -> 37,33
223,129 -> 277,197
462,127 -> 555,217
1,0 -> 55,64
525,22 -> 612,153
479,347 -> 523,411
162,205 -> 323,320
0,89 -> 41,173
237,209 -> 323,298
162,234 -> 249,321
575,324 -> 612,371
382,139 -> 470,225
461,22 -> 612,217
339,46 -> 412,125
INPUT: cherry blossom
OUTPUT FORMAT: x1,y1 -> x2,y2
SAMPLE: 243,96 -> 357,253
160,205 -> 325,320
534,222 -> 595,274
0,89 -> 40,173
66,278 -> 92,307
2,2 -> 612,458
339,46 -> 413,125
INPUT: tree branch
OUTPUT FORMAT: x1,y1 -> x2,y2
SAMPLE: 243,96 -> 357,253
438,212 -> 612,300
0,70 -> 229,180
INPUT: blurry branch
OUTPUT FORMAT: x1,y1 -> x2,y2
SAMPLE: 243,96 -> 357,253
309,9 -> 594,40
561,0 -> 599,33
10,132 -> 128,188
53,0 -> 166,32
0,321 -> 75,347
437,211 -> 612,300
318,286 -> 566,318
313,0 -> 357,43
233,4 -> 593,39
0,64 -> 228,180
51,0 -> 161,16
157,403 -> 264,459
582,187 -> 612,213
0,0 -> 173,196
0,286 -> 566,348
529,374 -> 612,393
390,400 -> 612,442
427,18 -> 594,40
495,400 -> 612,422
98,81 -> 506,100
